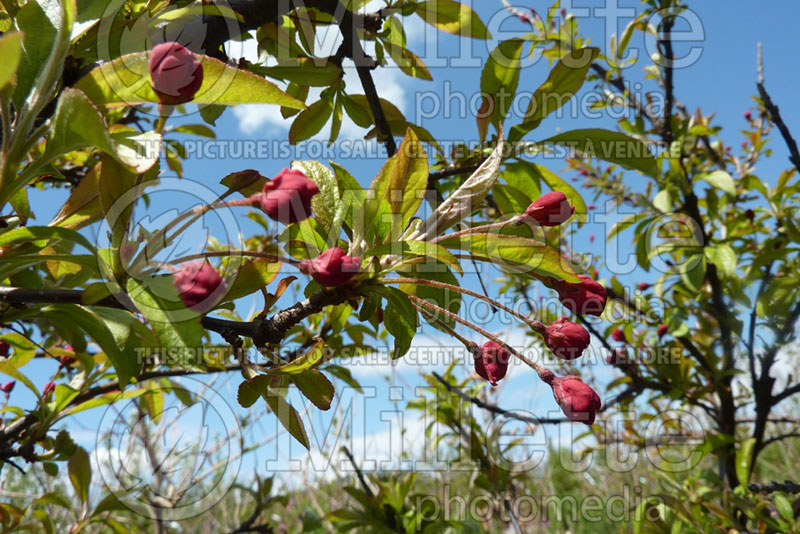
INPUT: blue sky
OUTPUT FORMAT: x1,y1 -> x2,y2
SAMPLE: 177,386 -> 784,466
9,0 -> 800,491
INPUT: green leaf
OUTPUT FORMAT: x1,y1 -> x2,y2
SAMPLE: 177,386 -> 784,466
0,226 -> 96,253
289,98 -> 333,144
268,340 -> 331,375
510,47 -> 599,141
291,161 -> 340,232
540,129 -> 660,178
264,388 -> 310,449
220,169 -> 266,198
736,437 -> 756,487
43,89 -> 160,173
480,39 -> 524,131
13,0 -> 71,109
45,305 -> 138,386
416,0 -> 491,39
237,375 -> 271,408
705,244 -> 737,277
354,129 -> 428,247
291,370 -> 334,410
126,277 -> 203,352
698,170 -> 736,196
410,128 -> 504,240
224,259 -> 281,302
68,448 -> 91,504
385,41 -> 432,81
373,286 -> 417,359
0,32 -> 23,88
256,58 -> 342,86
503,162 -> 541,201
773,494 -> 794,521
74,53 -> 305,109
366,240 -> 463,275
437,233 -> 580,282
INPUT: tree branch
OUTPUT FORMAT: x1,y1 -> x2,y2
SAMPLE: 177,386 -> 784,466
747,480 -> 800,494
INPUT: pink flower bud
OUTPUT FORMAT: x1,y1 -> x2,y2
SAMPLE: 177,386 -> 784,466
299,248 -> 361,287
0,341 -> 9,357
638,282 -> 650,290
611,328 -> 627,343
551,376 -> 601,425
251,168 -> 319,225
580,169 -> 588,176
42,381 -> 55,398
543,317 -> 590,361
173,261 -> 226,311
587,204 -> 596,210
657,324 -> 668,338
589,234 -> 595,243
519,13 -> 530,23
560,7 -> 567,17
744,111 -> 752,120
59,355 -> 77,367
524,191 -> 574,227
0,381 -> 15,394
555,274 -> 607,316
149,42 -> 204,105
472,341 -> 510,386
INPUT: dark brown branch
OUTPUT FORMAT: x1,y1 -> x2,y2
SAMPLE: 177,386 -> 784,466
757,81 -> 800,174
0,285 -> 351,347
341,446 -> 374,498
747,480 -> 800,494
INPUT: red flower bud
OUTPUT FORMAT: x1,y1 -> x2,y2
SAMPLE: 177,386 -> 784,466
587,204 -> 596,210
744,111 -> 752,120
519,13 -> 531,23
299,248 -> 361,287
589,234 -> 595,243
560,7 -> 567,16
524,192 -> 574,227
149,42 -> 204,105
638,282 -> 650,290
173,261 -> 226,311
555,274 -> 607,316
551,376 -> 601,425
59,355 -> 77,367
251,168 -> 319,224
580,169 -> 588,176
472,341 -> 510,386
657,323 -> 668,338
0,341 -> 9,357
0,381 -> 15,394
42,381 -> 55,398
543,317 -> 590,361
611,328 -> 627,343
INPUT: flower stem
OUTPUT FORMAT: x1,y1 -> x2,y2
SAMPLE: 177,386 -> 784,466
380,277 -> 546,334
405,293 -> 552,382
168,250 -> 302,267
